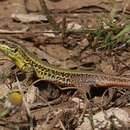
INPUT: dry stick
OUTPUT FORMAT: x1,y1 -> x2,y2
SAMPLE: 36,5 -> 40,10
0,57 -> 12,61
30,79 -> 56,109
0,29 -> 28,34
35,94 -> 66,130
101,88 -> 115,108
30,79 -> 66,130
109,0 -> 117,19
61,16 -> 67,43
15,75 -> 33,130
115,54 -> 130,72
39,0 -> 60,32
88,101 -> 95,130
24,0 -> 30,13
123,0 -> 130,15
0,28 -> 58,34
0,28 -> 94,35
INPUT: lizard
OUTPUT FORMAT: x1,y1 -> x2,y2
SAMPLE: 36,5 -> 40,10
0,38 -> 130,120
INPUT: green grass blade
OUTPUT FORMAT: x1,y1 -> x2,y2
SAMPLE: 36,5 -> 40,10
114,24 -> 130,39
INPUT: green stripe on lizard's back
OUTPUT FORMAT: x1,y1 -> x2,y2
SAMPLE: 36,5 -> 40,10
0,38 -> 130,89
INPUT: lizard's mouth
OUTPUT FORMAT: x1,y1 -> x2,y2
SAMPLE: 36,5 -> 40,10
0,44 -> 10,55
0,44 -> 18,63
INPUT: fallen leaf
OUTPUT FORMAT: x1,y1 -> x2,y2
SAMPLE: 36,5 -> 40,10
99,61 -> 115,75
11,13 -> 47,23
44,44 -> 70,61
80,52 -> 101,64
76,108 -> 129,130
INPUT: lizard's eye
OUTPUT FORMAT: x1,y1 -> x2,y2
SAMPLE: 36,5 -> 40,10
13,47 -> 18,53
2,41 -> 6,44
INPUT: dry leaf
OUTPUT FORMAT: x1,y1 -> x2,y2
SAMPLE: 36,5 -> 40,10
99,61 -> 115,75
76,108 -> 130,130
26,85 -> 39,104
11,13 -> 47,23
80,52 -> 101,64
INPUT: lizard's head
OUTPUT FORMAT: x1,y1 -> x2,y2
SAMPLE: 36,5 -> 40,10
0,39 -> 29,70
0,39 -> 22,60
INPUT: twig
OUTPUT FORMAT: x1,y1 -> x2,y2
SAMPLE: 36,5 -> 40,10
115,54 -> 130,70
39,0 -> 60,32
123,0 -> 130,15
37,95 -> 66,130
0,57 -> 12,61
61,16 -> 67,43
30,79 -> 66,130
0,28 -> 94,35
15,74 -> 33,130
0,28 -> 28,34
24,0 -> 30,13
87,100 -> 94,130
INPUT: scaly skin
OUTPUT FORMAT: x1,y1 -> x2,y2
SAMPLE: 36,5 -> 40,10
0,38 -> 130,90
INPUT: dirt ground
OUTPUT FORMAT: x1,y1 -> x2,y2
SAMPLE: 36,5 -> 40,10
0,0 -> 129,130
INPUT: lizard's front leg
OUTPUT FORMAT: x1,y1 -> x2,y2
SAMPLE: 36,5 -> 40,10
21,64 -> 34,85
